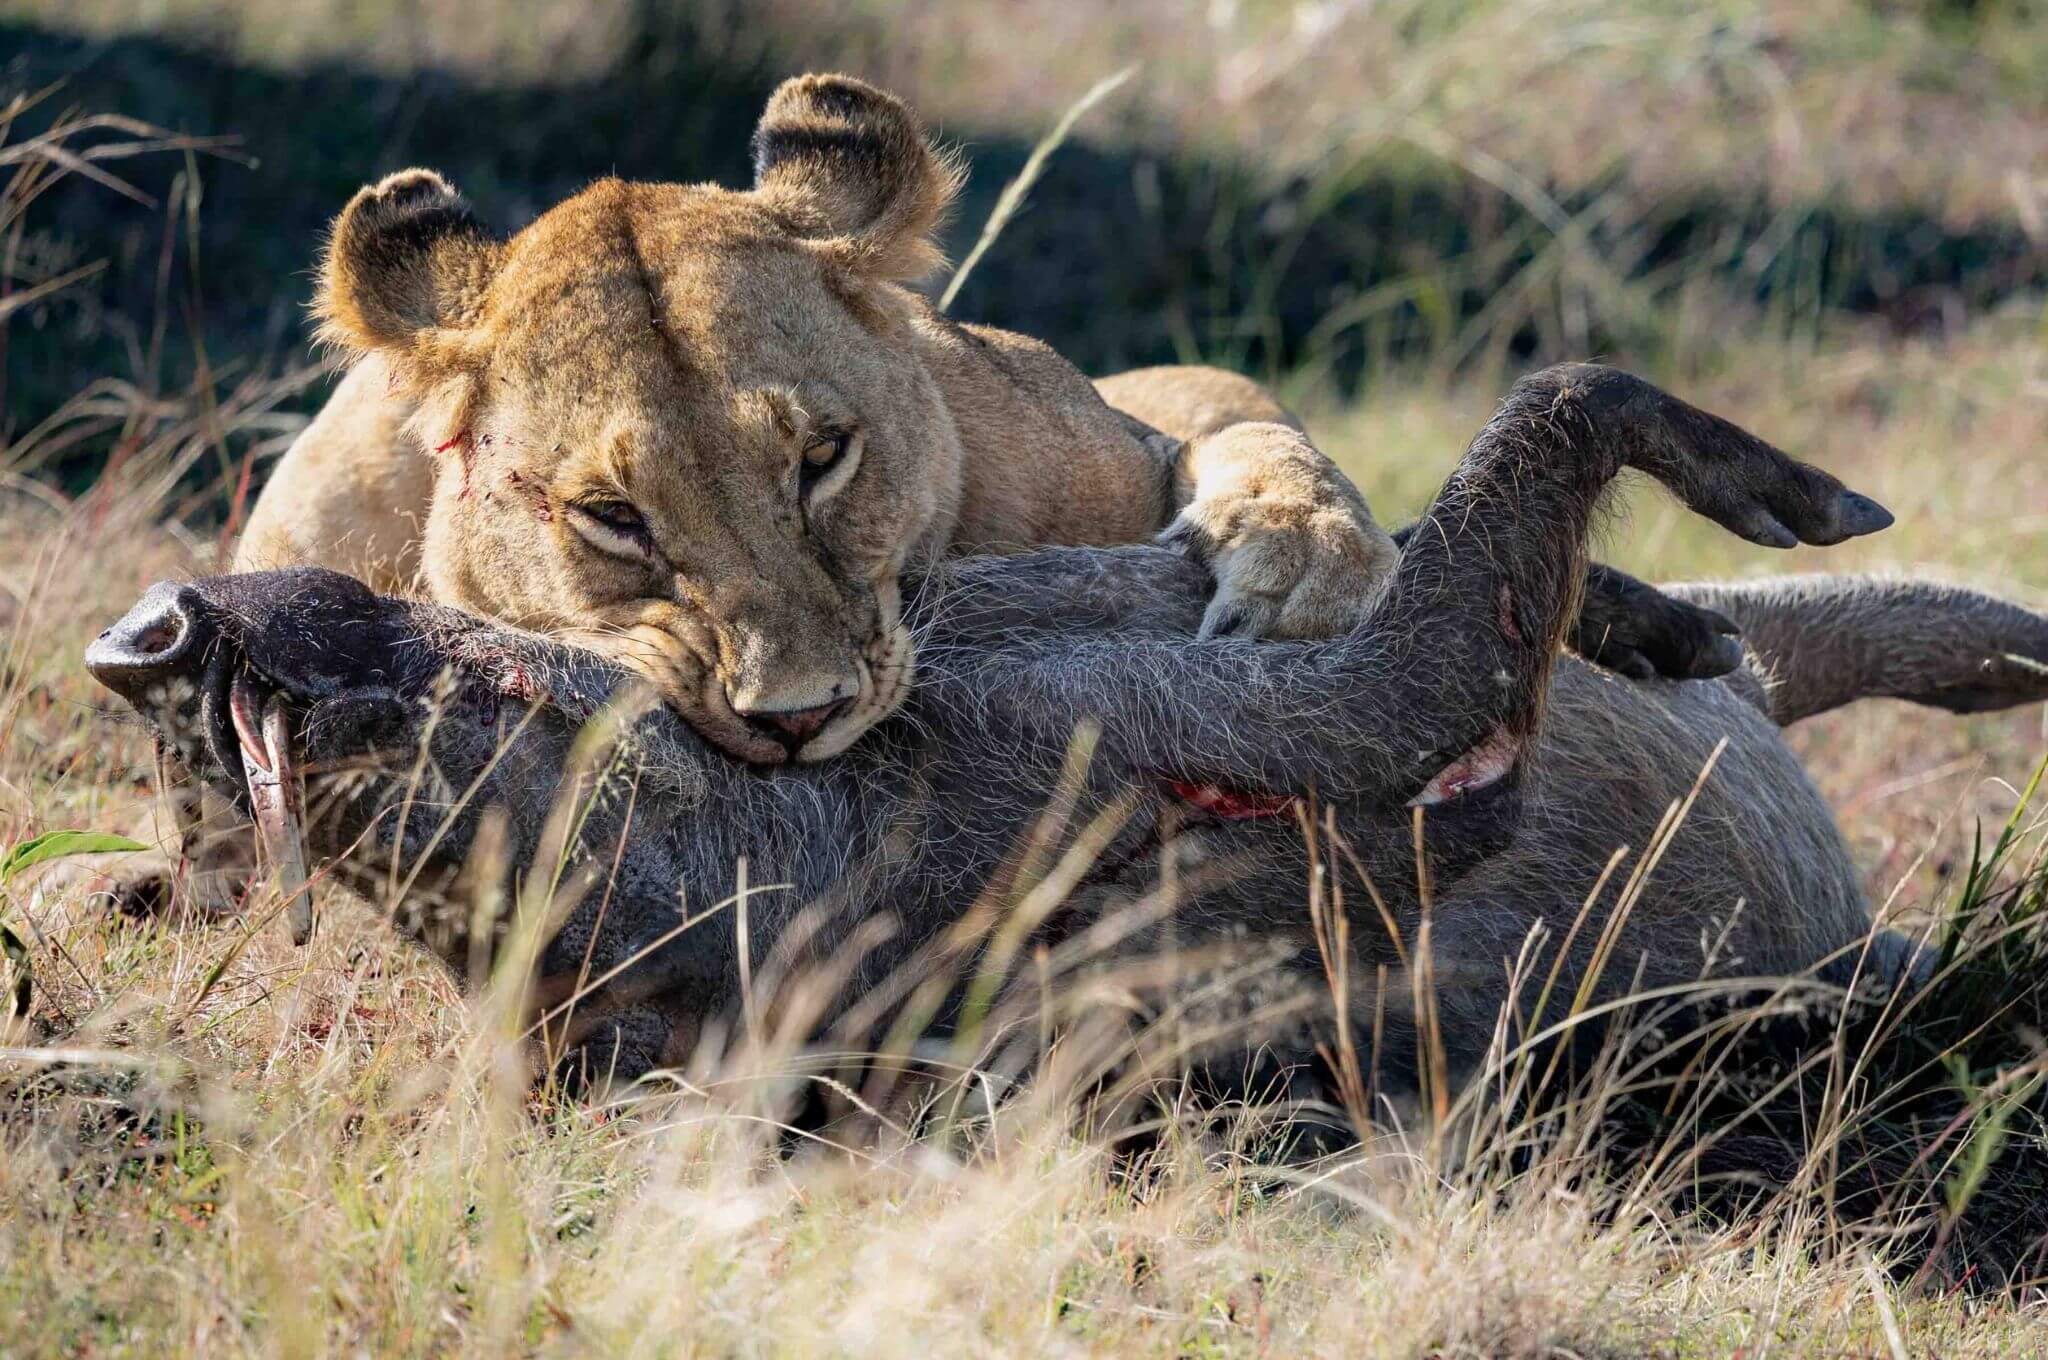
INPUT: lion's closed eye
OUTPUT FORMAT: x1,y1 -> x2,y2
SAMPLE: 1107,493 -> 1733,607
569,498 -> 656,560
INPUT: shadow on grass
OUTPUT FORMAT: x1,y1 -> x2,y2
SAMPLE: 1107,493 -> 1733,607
5,10 -> 2041,492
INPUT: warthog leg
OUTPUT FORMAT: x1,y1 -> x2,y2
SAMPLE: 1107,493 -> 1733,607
1666,575 -> 2048,726
914,364 -> 1892,809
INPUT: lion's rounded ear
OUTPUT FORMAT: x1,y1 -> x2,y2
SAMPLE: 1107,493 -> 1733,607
751,74 -> 963,283
315,169 -> 500,363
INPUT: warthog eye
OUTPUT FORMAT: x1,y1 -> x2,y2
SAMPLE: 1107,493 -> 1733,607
568,498 -> 654,559
799,427 -> 862,504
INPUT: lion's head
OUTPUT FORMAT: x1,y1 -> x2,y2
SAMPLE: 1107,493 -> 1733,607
314,75 -> 967,763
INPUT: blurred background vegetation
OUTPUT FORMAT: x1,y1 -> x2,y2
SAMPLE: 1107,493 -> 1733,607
4,0 -> 2043,490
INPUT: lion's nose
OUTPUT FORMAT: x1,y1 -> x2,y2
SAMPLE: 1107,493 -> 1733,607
85,582 -> 212,702
731,694 -> 852,757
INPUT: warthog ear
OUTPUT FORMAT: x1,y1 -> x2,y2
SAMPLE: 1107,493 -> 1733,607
315,169 -> 500,369
751,74 -> 963,283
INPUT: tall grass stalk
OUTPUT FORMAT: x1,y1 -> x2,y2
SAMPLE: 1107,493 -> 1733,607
937,66 -> 1134,314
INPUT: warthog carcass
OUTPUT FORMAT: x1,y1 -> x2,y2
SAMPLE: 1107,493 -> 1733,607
87,366 -> 2048,1106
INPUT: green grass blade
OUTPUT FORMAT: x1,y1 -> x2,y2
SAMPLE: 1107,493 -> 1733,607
0,830 -> 148,882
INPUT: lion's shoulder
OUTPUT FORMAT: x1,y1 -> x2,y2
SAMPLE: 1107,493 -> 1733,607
1093,365 -> 1302,443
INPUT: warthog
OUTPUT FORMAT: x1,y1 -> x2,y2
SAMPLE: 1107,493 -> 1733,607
87,366 -> 2048,1106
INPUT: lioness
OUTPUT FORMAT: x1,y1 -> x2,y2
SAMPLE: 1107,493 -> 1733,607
234,74 -> 1724,766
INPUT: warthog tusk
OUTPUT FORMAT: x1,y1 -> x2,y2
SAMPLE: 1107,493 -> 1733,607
1409,726 -> 1520,808
235,675 -> 313,945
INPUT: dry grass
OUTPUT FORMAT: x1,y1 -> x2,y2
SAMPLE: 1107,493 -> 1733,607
3,318 -> 2046,1360
3,409 -> 2045,1350
4,40 -> 2048,1360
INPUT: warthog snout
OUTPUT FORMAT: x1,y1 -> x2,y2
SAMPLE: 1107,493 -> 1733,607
86,580 -> 213,699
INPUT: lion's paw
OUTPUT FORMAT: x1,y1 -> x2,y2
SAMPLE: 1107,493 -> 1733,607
1160,487 -> 1398,641
1160,421 -> 1398,641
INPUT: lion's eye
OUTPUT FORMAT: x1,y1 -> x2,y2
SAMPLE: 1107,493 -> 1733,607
569,498 -> 653,558
802,430 -> 850,472
581,500 -> 646,535
799,428 -> 861,502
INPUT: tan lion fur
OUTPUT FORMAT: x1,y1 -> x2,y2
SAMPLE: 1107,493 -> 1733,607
1094,364 -> 1304,441
233,74 -> 1395,763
